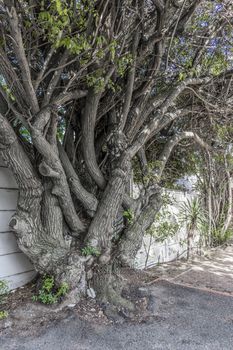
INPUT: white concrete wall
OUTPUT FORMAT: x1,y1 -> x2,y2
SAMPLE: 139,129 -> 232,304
0,157 -> 36,290
135,190 -> 199,269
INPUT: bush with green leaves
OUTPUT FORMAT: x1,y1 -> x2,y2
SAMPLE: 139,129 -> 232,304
211,228 -> 233,247
0,310 -> 8,320
0,280 -> 8,303
32,276 -> 69,305
0,280 -> 9,320
149,221 -> 179,243
148,193 -> 179,242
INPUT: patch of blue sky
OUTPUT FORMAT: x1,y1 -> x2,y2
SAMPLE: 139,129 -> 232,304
200,21 -> 209,28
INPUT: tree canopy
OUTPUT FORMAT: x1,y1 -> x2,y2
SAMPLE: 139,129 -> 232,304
0,0 -> 232,305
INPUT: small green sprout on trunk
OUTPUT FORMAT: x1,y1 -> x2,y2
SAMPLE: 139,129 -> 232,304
81,246 -> 100,257
123,209 -> 134,225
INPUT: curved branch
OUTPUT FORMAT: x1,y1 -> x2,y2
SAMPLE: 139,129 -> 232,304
6,5 -> 39,113
0,48 -> 28,114
165,0 -> 188,69
30,126 -> 85,234
42,51 -> 69,107
58,143 -> 98,216
0,113 -> 42,192
39,161 -> 60,178
82,90 -> 106,189
85,158 -> 130,250
128,77 -> 211,158
33,31 -> 64,91
154,131 -> 211,181
53,89 -> 87,106
120,30 -> 140,131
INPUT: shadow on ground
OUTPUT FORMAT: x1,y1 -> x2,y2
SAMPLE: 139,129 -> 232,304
1,246 -> 233,350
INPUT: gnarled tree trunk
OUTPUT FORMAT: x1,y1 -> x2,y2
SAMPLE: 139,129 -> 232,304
0,0 -> 224,308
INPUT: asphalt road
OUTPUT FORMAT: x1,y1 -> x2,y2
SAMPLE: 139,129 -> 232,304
1,280 -> 233,350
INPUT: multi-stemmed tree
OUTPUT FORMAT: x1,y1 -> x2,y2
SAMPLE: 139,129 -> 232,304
0,0 -> 232,306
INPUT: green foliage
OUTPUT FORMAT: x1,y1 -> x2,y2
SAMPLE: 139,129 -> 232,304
168,0 -> 232,84
178,71 -> 187,82
158,147 -> 200,190
214,124 -> 233,143
148,193 -> 179,242
0,280 -> 9,320
0,310 -> 8,320
211,228 -> 233,247
160,192 -> 173,206
143,160 -> 162,183
179,198 -> 205,231
58,35 -> 91,54
81,246 -> 100,257
38,0 -> 96,54
86,69 -> 105,93
86,51 -> 133,92
148,221 -> 179,243
56,281 -> 70,298
132,157 -> 143,184
132,158 -> 163,185
117,53 -> 133,77
0,77 -> 15,101
199,213 -> 233,248
57,117 -> 66,142
32,276 -> 69,305
209,51 -> 228,76
123,209 -> 134,225
109,40 -> 117,61
19,126 -> 32,143
0,280 -> 9,305
37,0 -> 130,74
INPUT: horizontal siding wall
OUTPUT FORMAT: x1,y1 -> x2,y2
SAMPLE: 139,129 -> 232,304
0,167 -> 18,188
0,232 -> 20,255
0,156 -> 36,290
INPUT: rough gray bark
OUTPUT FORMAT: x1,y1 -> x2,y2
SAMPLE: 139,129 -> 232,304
58,142 -> 98,216
118,191 -> 162,267
82,90 -> 106,189
92,262 -> 134,310
0,0 -> 229,309
0,114 -> 86,292
85,155 -> 130,257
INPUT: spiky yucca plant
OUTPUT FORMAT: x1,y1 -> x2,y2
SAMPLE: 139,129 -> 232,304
179,198 -> 205,259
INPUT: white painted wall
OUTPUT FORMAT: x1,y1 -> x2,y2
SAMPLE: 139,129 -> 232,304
0,157 -> 36,290
135,190 -> 199,269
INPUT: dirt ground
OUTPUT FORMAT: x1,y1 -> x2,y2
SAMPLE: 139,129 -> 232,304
147,244 -> 233,295
1,244 -> 233,338
0,267 -> 159,336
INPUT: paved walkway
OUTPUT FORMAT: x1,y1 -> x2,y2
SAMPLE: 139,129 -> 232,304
1,246 -> 233,350
149,245 -> 233,295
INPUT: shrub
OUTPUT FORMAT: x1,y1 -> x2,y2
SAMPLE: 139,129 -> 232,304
0,280 -> 8,304
212,228 -> 233,246
0,280 -> 9,320
32,276 -> 69,305
0,311 -> 8,320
